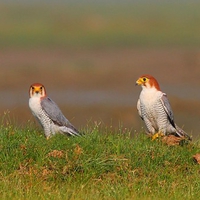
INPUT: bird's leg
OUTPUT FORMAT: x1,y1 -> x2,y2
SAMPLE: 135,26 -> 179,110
151,132 -> 164,140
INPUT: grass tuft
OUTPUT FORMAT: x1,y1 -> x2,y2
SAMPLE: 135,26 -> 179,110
0,121 -> 200,199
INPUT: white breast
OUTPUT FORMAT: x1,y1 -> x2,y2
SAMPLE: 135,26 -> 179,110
139,87 -> 163,127
139,86 -> 171,134
140,87 -> 162,106
29,96 -> 42,116
29,96 -> 53,137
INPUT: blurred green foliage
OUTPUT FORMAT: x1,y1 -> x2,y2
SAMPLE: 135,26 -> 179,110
0,2 -> 200,48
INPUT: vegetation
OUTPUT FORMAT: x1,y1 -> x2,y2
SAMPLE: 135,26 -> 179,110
0,118 -> 200,200
1,2 -> 200,199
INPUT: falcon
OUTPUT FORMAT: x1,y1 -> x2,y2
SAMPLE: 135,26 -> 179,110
29,83 -> 80,138
136,74 -> 191,140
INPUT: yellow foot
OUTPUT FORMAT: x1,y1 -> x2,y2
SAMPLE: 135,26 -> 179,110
46,136 -> 51,140
151,132 -> 164,140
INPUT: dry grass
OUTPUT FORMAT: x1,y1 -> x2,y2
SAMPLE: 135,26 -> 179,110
0,122 -> 200,200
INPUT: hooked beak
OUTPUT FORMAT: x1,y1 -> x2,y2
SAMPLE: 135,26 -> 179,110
33,87 -> 41,94
135,78 -> 142,86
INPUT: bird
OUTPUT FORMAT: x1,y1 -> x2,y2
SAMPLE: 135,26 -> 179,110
29,83 -> 81,138
136,74 -> 191,140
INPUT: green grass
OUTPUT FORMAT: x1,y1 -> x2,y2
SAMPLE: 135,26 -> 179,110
0,2 -> 200,48
1,119 -> 200,200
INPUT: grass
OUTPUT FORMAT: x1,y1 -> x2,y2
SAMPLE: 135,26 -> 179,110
1,117 -> 200,200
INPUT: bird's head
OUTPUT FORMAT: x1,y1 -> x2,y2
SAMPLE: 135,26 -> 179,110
29,83 -> 46,98
136,74 -> 160,90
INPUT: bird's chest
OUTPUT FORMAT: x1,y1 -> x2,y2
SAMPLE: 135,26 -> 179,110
140,90 -> 162,116
29,97 -> 43,115
29,97 -> 51,124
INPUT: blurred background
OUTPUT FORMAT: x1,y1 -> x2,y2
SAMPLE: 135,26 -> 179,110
0,0 -> 200,139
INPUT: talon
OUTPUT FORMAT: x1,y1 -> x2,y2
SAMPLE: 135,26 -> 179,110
46,136 -> 51,140
151,132 -> 164,140
152,133 -> 159,140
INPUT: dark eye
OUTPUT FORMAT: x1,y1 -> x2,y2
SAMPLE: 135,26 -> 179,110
143,78 -> 146,81
31,86 -> 34,90
40,87 -> 43,90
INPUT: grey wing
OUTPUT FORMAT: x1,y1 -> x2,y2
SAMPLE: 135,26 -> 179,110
137,99 -> 143,120
41,97 -> 80,136
41,97 -> 69,126
160,93 -> 176,128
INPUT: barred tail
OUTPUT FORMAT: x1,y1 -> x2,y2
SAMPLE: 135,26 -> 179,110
60,123 -> 82,137
175,124 -> 192,141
